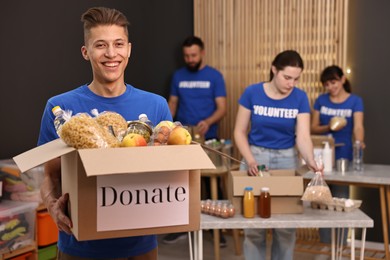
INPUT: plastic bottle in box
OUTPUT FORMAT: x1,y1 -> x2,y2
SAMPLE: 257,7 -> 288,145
52,106 -> 66,135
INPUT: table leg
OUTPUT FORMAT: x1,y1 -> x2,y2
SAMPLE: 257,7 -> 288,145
213,229 -> 220,260
386,186 -> 390,257
331,228 -> 335,260
210,176 -> 218,201
232,229 -> 242,255
350,228 -> 355,260
360,228 -> 366,260
189,231 -> 193,260
194,230 -> 203,260
199,230 -> 203,260
210,176 -> 220,260
379,186 -> 390,259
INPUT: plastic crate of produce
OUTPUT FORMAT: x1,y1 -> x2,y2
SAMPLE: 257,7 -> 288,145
0,200 -> 38,254
37,211 -> 58,246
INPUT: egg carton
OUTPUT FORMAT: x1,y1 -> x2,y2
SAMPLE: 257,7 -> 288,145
310,197 -> 362,212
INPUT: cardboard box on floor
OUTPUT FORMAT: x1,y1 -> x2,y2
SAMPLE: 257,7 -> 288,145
13,139 -> 215,241
228,170 -> 304,215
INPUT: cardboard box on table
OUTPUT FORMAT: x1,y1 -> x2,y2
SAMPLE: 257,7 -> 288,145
13,139 -> 215,241
228,170 -> 304,215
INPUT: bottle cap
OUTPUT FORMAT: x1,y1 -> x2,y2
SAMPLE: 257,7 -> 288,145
138,113 -> 148,120
52,106 -> 62,114
261,187 -> 270,192
244,187 -> 253,191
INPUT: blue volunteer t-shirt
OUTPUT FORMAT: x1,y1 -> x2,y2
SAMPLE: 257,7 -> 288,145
313,93 -> 363,160
170,65 -> 226,139
239,82 -> 310,149
38,84 -> 172,258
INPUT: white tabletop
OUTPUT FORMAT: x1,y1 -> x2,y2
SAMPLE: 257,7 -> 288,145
201,205 -> 373,229
303,164 -> 390,185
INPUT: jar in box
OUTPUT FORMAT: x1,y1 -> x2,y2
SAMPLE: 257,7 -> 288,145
126,120 -> 153,143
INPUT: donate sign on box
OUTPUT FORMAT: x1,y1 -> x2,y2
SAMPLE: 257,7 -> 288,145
97,170 -> 189,231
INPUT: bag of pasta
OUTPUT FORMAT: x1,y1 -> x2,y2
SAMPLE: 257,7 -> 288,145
301,172 -> 333,204
59,112 -> 120,149
91,109 -> 128,140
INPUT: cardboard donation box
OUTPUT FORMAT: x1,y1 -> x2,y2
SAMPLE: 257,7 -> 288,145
228,170 -> 304,214
13,139 -> 215,241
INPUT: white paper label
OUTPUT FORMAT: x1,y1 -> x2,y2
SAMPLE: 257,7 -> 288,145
96,170 -> 189,231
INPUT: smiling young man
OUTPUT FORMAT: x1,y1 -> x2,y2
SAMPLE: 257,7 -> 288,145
38,7 -> 172,260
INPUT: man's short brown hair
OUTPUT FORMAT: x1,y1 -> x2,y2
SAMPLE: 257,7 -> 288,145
81,7 -> 130,44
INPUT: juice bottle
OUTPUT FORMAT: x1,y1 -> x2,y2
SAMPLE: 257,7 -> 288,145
258,187 -> 271,218
243,186 -> 255,218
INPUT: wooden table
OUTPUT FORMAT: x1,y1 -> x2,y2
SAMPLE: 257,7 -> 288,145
192,205 -> 373,260
303,164 -> 390,260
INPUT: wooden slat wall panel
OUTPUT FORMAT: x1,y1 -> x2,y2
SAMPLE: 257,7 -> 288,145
194,0 -> 348,148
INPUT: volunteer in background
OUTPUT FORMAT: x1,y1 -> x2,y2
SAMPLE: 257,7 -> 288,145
168,35 -> 227,140
311,65 -> 365,244
164,36 -> 227,246
234,50 -> 320,260
39,7 -> 172,259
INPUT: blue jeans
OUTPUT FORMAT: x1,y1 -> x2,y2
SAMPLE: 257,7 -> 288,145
240,146 -> 297,260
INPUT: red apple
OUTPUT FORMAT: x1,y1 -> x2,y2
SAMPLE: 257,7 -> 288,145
167,126 -> 192,145
121,133 -> 147,147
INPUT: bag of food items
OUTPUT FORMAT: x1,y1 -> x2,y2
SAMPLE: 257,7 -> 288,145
53,106 -> 193,148
91,109 -> 128,139
59,112 -> 120,149
152,121 -> 192,145
301,172 -> 333,204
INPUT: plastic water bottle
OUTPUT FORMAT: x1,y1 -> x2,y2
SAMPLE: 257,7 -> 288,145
52,106 -> 66,134
322,141 -> 333,173
353,140 -> 363,171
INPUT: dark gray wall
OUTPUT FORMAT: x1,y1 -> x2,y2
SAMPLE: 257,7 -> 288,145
348,0 -> 390,242
348,1 -> 390,164
0,1 -> 193,159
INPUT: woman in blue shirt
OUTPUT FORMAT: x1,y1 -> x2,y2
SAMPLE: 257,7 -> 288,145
311,65 -> 365,244
234,50 -> 320,260
311,65 -> 365,159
